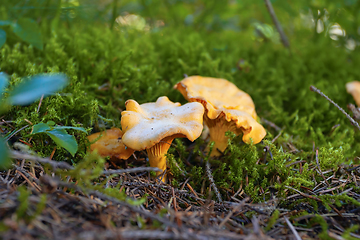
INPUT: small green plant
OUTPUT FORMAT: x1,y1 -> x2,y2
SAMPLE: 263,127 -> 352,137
30,121 -> 87,156
0,72 -> 68,168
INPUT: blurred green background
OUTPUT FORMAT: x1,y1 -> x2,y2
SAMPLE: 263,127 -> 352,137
2,0 -> 360,49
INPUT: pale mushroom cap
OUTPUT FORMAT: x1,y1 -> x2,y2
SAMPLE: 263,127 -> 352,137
346,81 -> 360,106
174,76 -> 257,119
121,96 -> 204,151
87,128 -> 134,159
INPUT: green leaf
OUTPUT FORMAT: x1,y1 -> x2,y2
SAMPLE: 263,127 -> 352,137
8,73 -> 68,106
0,72 -> 9,96
0,137 -> 11,169
0,20 -> 12,26
46,121 -> 55,126
53,126 -> 87,133
32,122 -> 87,134
32,123 -> 51,134
12,18 -> 43,50
31,122 -> 84,156
46,129 -> 78,156
0,29 -> 6,49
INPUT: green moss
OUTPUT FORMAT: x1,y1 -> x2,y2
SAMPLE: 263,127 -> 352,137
308,215 -> 332,240
167,153 -> 186,179
167,138 -> 189,179
15,186 -> 30,221
317,145 -> 349,170
318,194 -> 360,211
190,166 -> 204,187
61,153 -> 106,187
265,209 -> 280,231
342,225 -> 360,240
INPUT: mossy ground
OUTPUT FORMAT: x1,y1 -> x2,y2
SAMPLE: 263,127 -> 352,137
1,2 -> 360,238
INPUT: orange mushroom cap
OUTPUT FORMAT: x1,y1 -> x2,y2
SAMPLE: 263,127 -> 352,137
121,96 -> 204,150
175,76 -> 257,120
174,76 -> 266,156
346,81 -> 360,107
87,128 -> 134,160
223,109 -> 267,144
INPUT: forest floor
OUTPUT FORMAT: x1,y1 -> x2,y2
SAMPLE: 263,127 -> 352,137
1,142 -> 359,240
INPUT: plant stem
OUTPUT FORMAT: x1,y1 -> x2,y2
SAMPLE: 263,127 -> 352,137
264,0 -> 290,49
110,0 -> 119,30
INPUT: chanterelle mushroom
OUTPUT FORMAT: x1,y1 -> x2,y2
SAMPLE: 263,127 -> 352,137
121,96 -> 204,182
346,81 -> 360,106
87,128 -> 134,161
174,76 -> 266,156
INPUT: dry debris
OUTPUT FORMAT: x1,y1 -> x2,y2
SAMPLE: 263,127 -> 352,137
1,148 -> 359,240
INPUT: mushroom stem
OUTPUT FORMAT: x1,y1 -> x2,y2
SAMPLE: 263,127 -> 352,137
204,115 -> 239,157
205,135 -> 229,157
146,136 -> 174,182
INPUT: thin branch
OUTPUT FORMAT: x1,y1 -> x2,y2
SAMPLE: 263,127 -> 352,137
205,160 -> 223,203
82,229 -> 245,240
218,198 -> 247,229
11,151 -> 162,175
285,186 -> 322,202
6,125 -> 29,141
284,216 -> 302,240
310,85 -> 360,132
264,0 -> 290,48
10,150 -> 73,170
261,117 -> 282,131
36,94 -> 44,113
251,216 -> 261,235
347,103 -> 360,121
103,167 -> 162,175
119,230 -> 195,239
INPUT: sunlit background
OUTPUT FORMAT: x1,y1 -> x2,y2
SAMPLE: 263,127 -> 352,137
2,0 -> 359,51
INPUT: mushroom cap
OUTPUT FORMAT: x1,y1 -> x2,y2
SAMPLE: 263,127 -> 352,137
174,76 -> 257,119
121,96 -> 204,151
223,110 -> 266,144
175,76 -> 266,144
346,81 -> 360,106
87,128 -> 134,159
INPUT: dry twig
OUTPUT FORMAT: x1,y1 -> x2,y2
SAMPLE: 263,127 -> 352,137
10,150 -> 73,170
284,216 -> 302,240
103,167 -> 161,175
264,0 -> 290,48
205,160 -> 223,203
310,85 -> 360,132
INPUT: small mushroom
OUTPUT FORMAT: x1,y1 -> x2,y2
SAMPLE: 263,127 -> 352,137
121,96 -> 204,182
346,81 -> 360,106
87,128 -> 134,161
174,76 -> 266,156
